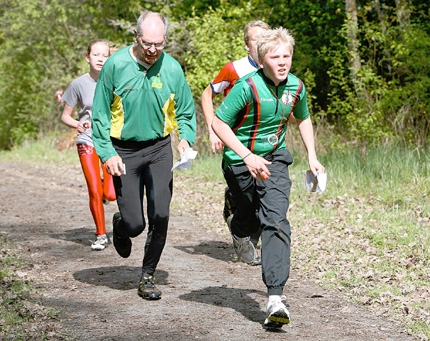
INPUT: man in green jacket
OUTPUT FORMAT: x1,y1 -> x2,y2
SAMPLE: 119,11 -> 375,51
92,11 -> 196,300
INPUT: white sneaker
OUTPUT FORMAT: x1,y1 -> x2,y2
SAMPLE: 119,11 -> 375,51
264,295 -> 290,329
227,215 -> 257,264
232,235 -> 256,264
251,255 -> 261,266
91,234 -> 110,251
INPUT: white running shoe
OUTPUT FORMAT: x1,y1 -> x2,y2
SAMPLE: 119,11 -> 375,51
227,215 -> 257,264
264,295 -> 290,329
232,234 -> 257,264
91,234 -> 110,251
251,255 -> 261,266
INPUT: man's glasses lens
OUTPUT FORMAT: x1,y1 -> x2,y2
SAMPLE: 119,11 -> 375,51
140,40 -> 165,50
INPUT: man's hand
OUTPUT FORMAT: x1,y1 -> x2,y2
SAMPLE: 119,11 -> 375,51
209,133 -> 224,154
104,155 -> 125,176
177,139 -> 191,157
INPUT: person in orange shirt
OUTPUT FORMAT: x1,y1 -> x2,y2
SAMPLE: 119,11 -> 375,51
201,20 -> 271,265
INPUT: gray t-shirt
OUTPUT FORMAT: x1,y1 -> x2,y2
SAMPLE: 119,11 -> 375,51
62,74 -> 96,146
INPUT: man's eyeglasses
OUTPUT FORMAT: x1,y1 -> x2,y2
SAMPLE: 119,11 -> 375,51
138,39 -> 165,50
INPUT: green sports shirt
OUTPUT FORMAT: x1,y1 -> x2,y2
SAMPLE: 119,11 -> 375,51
215,69 -> 309,167
92,45 -> 196,163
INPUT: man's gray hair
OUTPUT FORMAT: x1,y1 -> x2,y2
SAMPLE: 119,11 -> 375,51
136,11 -> 169,40
243,20 -> 270,44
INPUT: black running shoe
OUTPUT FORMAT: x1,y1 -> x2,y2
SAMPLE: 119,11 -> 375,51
138,274 -> 162,300
223,186 -> 236,223
112,212 -> 132,258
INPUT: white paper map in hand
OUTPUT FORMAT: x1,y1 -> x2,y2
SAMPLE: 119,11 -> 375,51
171,148 -> 198,171
304,170 -> 327,193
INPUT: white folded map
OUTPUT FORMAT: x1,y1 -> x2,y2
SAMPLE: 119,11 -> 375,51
304,170 -> 327,193
171,148 -> 198,171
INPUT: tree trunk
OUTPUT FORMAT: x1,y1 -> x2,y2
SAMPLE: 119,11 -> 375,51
344,0 -> 364,99
395,0 -> 410,28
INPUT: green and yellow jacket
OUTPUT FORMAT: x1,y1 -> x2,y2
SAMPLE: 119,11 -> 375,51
92,45 -> 196,162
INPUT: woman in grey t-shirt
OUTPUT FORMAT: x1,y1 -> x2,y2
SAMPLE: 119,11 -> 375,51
59,39 -> 115,251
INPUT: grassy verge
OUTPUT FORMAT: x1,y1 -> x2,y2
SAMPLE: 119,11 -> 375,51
288,146 -> 430,340
0,133 -> 78,166
0,135 -> 73,340
0,234 -> 64,340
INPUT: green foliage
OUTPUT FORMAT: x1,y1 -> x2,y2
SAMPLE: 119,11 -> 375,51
0,0 -> 152,150
182,2 -> 261,154
184,5 -> 253,96
323,4 -> 430,147
1,0 -> 96,148
257,0 -> 346,107
359,4 -> 430,146
0,0 -> 429,150
302,68 -> 317,116
379,26 -> 430,146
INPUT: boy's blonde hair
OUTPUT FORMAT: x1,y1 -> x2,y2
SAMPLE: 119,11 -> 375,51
257,27 -> 295,62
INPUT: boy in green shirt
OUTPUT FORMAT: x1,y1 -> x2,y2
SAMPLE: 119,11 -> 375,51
212,27 -> 324,329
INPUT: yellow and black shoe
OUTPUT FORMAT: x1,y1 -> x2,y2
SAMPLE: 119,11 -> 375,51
138,274 -> 162,300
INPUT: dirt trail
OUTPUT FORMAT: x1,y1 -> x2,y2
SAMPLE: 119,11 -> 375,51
0,161 -> 416,340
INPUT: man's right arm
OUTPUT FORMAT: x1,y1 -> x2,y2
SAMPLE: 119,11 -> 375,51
91,77 -> 125,176
201,84 -> 223,153
201,62 -> 237,154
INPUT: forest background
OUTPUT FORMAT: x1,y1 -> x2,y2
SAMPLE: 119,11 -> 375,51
0,0 -> 429,152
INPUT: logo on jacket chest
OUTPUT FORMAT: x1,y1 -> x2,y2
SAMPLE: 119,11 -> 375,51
152,74 -> 163,89
281,92 -> 293,105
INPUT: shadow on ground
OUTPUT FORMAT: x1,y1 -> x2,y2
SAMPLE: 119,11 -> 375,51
73,267 -> 169,290
174,240 -> 233,263
50,227 -> 97,246
179,286 -> 272,328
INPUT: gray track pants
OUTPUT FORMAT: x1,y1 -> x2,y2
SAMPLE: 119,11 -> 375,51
223,149 -> 293,295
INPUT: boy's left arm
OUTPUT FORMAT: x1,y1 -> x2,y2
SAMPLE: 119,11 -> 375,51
297,117 -> 325,175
